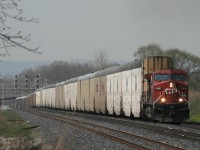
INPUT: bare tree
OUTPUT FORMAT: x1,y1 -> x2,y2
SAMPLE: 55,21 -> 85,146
92,50 -> 110,70
0,0 -> 40,57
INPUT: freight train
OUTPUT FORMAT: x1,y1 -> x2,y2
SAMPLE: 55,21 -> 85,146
15,56 -> 189,122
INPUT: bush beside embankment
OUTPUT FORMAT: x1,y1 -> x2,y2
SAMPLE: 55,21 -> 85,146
189,90 -> 200,122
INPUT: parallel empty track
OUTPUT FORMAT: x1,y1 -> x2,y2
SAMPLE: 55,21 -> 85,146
37,108 -> 200,143
23,108 -> 186,150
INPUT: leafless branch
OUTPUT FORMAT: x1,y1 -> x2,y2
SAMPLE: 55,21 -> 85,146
0,0 -> 41,57
92,49 -> 110,70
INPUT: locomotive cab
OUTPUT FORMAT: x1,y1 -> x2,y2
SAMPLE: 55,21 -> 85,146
151,69 -> 189,122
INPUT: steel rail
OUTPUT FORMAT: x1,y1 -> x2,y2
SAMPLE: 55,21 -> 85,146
24,109 -> 184,150
52,109 -> 200,142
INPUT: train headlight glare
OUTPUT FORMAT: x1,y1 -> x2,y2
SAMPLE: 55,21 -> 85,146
161,98 -> 166,103
170,82 -> 173,88
179,98 -> 183,102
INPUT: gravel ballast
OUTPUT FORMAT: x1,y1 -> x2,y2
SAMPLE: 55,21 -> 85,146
13,109 -> 200,150
13,109 -> 132,150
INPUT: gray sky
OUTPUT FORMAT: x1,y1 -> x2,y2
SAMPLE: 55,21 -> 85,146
2,0 -> 200,62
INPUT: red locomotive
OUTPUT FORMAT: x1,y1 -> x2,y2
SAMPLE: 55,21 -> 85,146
141,69 -> 189,122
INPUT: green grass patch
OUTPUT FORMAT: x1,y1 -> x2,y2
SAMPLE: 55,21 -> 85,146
189,90 -> 200,123
189,101 -> 200,122
0,110 -> 33,138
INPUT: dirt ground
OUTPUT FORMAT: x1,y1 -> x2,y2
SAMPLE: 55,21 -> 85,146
0,135 -> 64,150
0,136 -> 43,150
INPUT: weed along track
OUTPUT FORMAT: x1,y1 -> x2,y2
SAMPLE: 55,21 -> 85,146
0,110 -> 39,150
23,108 -> 188,150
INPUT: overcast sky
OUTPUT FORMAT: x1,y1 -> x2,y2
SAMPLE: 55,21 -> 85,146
2,0 -> 200,63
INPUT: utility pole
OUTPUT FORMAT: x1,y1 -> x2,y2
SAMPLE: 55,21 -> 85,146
1,84 -> 3,107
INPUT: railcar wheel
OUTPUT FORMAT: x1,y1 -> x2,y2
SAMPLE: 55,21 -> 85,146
130,112 -> 134,119
113,111 -> 116,117
120,109 -> 125,117
105,108 -> 109,115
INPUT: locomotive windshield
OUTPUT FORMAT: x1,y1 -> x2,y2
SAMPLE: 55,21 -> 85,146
154,74 -> 170,81
172,74 -> 187,81
154,74 -> 187,81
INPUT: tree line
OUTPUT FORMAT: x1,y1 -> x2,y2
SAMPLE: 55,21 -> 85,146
134,44 -> 200,90
1,44 -> 199,99
15,45 -> 200,91
0,50 -> 115,98
12,50 -> 117,86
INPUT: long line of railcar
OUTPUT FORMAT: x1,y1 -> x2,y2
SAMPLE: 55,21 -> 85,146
15,56 -> 189,122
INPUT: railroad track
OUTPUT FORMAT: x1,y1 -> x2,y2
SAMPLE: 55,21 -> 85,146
23,108 -> 185,150
180,122 -> 200,130
36,108 -> 200,143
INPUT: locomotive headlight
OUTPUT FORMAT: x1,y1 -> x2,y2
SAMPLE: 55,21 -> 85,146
170,82 -> 173,88
179,98 -> 183,102
161,98 -> 166,103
